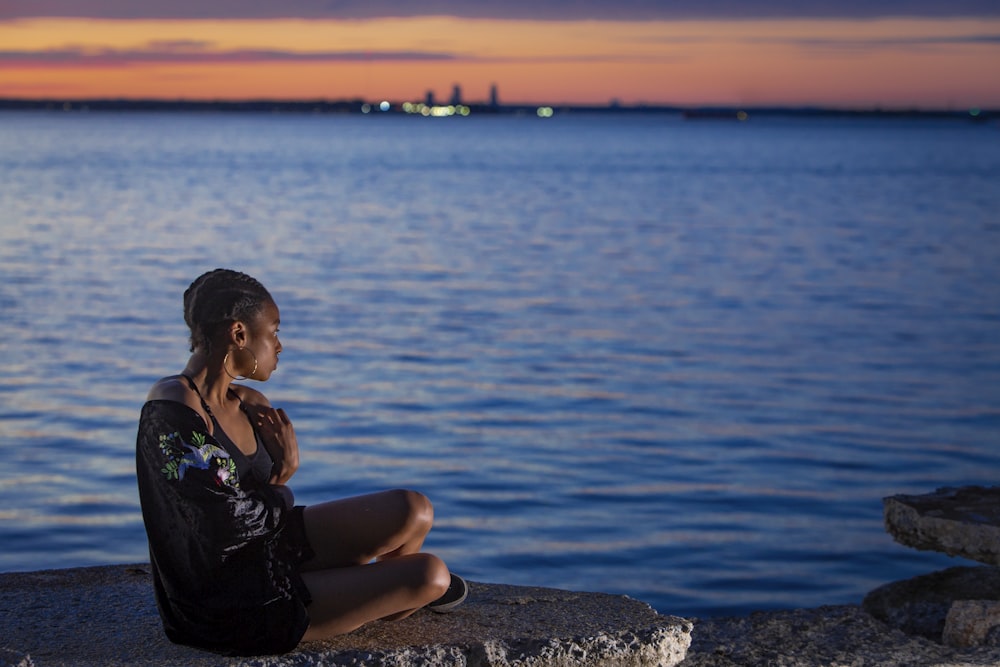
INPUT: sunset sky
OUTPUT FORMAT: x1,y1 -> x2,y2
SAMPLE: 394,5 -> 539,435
2,1 -> 998,108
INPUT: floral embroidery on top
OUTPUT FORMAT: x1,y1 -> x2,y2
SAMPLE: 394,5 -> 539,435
159,431 -> 240,489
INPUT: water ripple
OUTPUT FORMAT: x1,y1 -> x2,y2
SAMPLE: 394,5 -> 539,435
0,113 -> 997,616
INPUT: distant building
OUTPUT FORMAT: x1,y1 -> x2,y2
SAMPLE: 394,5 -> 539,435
450,84 -> 462,106
490,84 -> 499,108
425,90 -> 435,107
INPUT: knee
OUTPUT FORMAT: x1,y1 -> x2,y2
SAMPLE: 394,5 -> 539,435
392,488 -> 434,533
418,553 -> 451,600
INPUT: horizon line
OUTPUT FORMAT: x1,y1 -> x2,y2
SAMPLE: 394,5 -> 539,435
0,96 -> 996,116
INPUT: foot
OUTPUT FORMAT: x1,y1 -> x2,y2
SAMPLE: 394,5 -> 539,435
427,573 -> 468,614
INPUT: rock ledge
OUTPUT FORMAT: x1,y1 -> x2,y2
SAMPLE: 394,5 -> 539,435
0,564 -> 691,667
884,486 -> 1000,565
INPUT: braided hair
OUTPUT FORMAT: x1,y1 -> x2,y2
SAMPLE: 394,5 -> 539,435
183,269 -> 274,353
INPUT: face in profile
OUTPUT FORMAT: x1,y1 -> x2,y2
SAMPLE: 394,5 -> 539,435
243,300 -> 282,380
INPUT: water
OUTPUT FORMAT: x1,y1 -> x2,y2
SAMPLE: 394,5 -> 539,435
1,110 -> 998,618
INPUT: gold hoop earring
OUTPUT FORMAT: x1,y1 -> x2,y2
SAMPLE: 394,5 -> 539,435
223,348 -> 258,381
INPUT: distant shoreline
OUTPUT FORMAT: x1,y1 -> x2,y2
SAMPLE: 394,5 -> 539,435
0,97 -> 995,121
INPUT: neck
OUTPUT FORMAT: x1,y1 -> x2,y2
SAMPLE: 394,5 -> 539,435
182,352 -> 233,408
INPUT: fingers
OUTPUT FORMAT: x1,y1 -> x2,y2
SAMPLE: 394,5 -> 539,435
253,406 -> 292,431
252,405 -> 299,485
275,407 -> 291,425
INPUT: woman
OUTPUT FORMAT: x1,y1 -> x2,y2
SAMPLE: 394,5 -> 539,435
136,268 -> 466,656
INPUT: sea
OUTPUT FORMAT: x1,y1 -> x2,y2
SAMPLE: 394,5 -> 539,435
1,109 -> 998,619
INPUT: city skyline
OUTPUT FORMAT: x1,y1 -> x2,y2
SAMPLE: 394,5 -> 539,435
2,3 -> 999,109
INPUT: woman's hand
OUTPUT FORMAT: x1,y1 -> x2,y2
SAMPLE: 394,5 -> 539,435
250,405 -> 300,485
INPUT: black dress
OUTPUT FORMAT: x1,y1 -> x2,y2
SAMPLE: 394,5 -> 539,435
135,398 -> 314,655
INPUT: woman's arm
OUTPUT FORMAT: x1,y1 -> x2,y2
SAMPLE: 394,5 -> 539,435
234,386 -> 300,485
137,401 -> 290,555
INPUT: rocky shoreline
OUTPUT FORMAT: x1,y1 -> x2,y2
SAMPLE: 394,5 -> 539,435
682,601 -> 1000,666
678,485 -> 1000,666
2,563 -> 1000,666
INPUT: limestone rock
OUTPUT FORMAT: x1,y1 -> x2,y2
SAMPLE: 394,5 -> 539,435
0,565 -> 691,667
943,600 -> 1000,648
862,565 -> 1000,641
883,486 -> 1000,565
0,648 -> 35,667
6,564 -> 1000,667
679,604 -> 1000,667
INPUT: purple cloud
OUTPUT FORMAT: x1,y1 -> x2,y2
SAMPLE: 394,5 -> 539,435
790,34 -> 1000,47
0,45 -> 458,66
2,0 -> 999,20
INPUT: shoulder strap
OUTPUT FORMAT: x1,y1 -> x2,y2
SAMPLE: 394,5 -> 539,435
180,374 -> 249,420
180,374 -> 216,419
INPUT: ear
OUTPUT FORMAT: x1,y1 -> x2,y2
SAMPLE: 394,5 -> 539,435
228,320 -> 249,348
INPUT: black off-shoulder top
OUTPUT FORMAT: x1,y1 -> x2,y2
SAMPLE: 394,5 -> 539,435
135,400 -> 313,656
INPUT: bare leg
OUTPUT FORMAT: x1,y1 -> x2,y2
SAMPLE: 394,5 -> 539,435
298,489 -> 451,640
300,553 -> 450,639
300,489 -> 435,570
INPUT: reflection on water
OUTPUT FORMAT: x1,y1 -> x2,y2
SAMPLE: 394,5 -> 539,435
1,112 -> 998,616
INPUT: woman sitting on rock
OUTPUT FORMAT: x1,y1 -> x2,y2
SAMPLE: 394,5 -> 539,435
136,268 -> 466,656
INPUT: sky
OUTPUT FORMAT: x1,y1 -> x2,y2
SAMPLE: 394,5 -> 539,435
2,1 -> 999,108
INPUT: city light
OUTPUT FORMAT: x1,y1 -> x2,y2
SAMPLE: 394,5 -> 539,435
401,102 -> 471,117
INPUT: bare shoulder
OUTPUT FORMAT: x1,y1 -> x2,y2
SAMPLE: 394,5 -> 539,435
147,375 -> 189,401
146,376 -> 207,422
231,384 -> 273,409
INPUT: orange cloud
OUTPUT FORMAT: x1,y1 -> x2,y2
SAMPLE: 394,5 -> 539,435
1,17 -> 998,107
